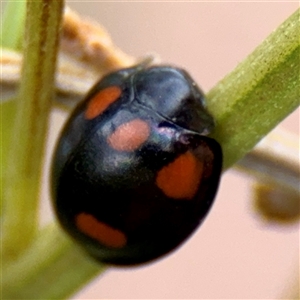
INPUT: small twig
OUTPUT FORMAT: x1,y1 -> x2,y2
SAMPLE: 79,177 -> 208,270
237,128 -> 300,223
61,6 -> 135,72
236,127 -> 299,193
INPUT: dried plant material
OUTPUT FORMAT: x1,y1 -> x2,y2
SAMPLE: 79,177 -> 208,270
61,7 -> 135,72
237,128 -> 299,224
1,49 -> 22,82
1,54 -> 157,111
1,7 -> 157,108
236,127 -> 300,193
1,6 -> 138,102
252,128 -> 299,175
253,183 -> 300,224
0,49 -> 97,103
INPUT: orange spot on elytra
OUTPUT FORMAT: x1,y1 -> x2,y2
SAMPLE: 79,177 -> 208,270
75,212 -> 127,248
156,151 -> 203,199
107,119 -> 150,152
85,86 -> 122,120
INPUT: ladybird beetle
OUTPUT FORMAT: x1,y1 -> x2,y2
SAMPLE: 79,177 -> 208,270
52,64 -> 222,266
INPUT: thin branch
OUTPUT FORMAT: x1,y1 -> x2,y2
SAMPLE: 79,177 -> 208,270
236,127 -> 299,192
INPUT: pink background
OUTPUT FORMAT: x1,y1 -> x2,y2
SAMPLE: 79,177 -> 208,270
52,2 -> 298,299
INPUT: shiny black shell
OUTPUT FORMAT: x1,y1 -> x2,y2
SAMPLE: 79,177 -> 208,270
52,65 -> 222,266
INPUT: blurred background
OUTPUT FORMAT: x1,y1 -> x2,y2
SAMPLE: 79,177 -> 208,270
50,2 -> 299,299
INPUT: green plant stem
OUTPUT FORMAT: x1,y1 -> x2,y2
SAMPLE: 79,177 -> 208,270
207,9 -> 300,169
2,0 -> 64,260
0,99 -> 17,214
3,223 -> 105,300
0,1 -> 26,50
2,8 -> 299,300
